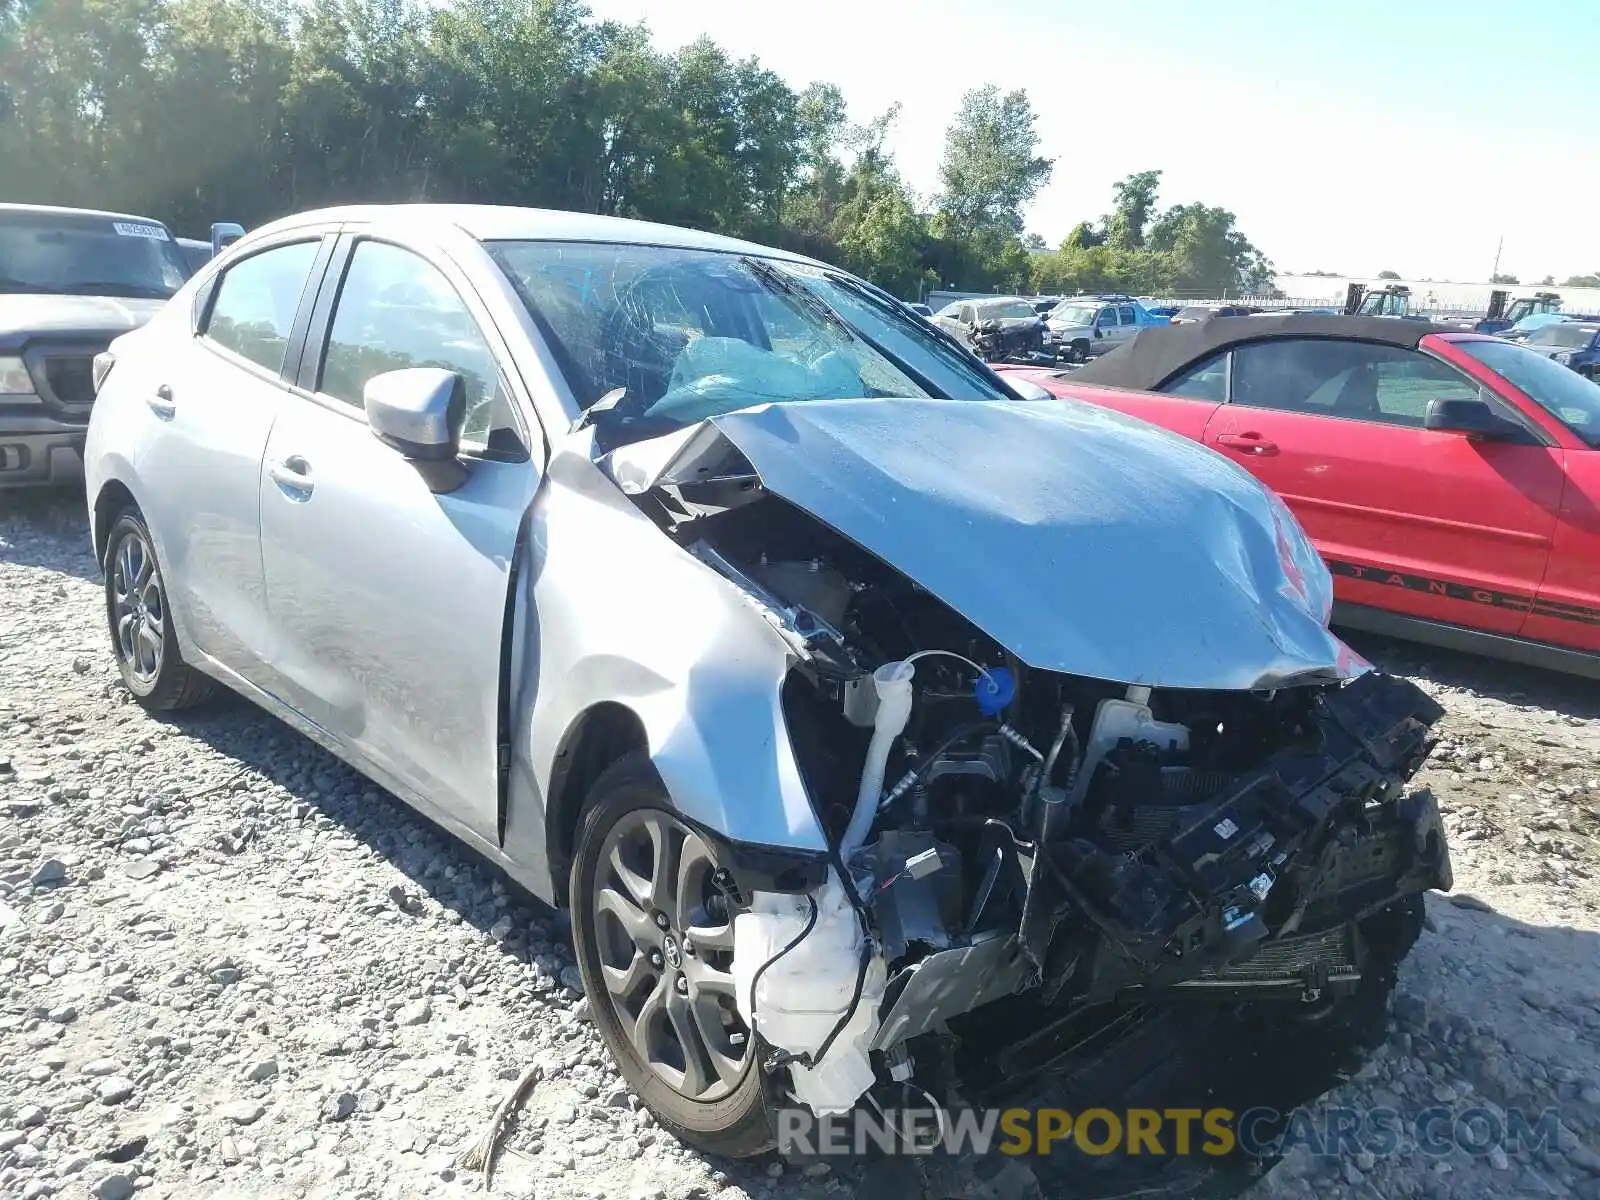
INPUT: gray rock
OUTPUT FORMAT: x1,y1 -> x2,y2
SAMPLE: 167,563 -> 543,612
245,1059 -> 278,1083
16,1103 -> 47,1127
30,860 -> 67,886
396,998 -> 432,1026
97,1077 -> 135,1105
217,1100 -> 266,1125
1515,1166 -> 1557,1194
321,1092 -> 357,1123
82,1058 -> 122,1077
92,1173 -> 135,1200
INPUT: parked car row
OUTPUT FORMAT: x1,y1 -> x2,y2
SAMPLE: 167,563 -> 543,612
997,312 -> 1600,677
72,203 -> 1451,1158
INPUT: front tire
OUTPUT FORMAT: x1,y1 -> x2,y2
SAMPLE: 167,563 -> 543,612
1070,338 -> 1092,363
569,755 -> 776,1158
103,509 -> 217,711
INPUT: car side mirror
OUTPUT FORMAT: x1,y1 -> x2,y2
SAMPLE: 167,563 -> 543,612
363,367 -> 470,493
209,222 -> 246,257
1424,396 -> 1523,442
1006,378 -> 1053,402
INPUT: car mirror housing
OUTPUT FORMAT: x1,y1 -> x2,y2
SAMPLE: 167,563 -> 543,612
1423,396 -> 1523,442
1005,378 -> 1053,402
209,221 -> 246,257
363,367 -> 470,493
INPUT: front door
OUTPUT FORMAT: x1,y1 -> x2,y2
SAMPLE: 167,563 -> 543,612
1202,337 -> 1564,637
257,236 -> 540,842
1093,306 -> 1120,355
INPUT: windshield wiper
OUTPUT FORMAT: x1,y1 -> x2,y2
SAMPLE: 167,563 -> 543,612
739,257 -> 858,342
0,276 -> 63,294
820,271 -> 1014,400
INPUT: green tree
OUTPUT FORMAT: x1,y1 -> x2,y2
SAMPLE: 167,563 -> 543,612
1490,272 -> 1519,285
1563,272 -> 1600,288
1377,269 -> 1401,279
1148,202 -> 1273,294
1104,169 -> 1161,250
936,85 -> 1052,238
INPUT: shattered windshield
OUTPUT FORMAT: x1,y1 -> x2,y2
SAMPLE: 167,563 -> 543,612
0,210 -> 189,299
978,300 -> 1036,320
488,240 -> 1011,444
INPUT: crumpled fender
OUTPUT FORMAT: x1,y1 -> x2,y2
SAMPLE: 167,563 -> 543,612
501,443 -> 829,902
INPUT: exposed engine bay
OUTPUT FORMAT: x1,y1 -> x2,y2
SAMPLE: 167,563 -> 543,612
620,447 -> 1452,1121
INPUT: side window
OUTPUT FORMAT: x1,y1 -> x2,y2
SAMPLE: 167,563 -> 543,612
1118,305 -> 1136,324
1231,339 -> 1480,427
958,304 -> 975,324
1160,352 -> 1229,402
1098,307 -> 1118,327
319,241 -> 519,456
203,241 -> 321,375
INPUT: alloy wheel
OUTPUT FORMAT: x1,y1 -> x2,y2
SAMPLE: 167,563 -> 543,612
591,808 -> 750,1102
110,528 -> 164,684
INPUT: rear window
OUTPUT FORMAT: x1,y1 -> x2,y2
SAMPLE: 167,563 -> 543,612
978,300 -> 1036,320
1527,324 -> 1598,349
0,209 -> 189,299
1176,306 -> 1215,321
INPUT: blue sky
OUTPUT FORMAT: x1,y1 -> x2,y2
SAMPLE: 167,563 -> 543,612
582,0 -> 1599,284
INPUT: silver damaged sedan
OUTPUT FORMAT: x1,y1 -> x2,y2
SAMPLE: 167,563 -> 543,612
85,205 -> 1453,1156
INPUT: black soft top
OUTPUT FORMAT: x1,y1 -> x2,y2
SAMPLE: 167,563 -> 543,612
1070,314 -> 1464,392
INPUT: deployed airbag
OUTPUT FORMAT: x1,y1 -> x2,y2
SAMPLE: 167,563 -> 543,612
644,336 -> 864,425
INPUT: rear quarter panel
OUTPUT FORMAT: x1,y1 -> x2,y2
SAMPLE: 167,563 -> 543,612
1054,382 -> 1220,442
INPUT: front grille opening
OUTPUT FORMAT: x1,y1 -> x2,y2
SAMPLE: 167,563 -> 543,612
43,356 -> 96,407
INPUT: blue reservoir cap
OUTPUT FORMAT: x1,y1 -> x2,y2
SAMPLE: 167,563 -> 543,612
974,667 -> 1015,716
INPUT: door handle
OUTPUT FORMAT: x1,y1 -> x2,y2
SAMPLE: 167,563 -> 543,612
268,455 -> 315,498
147,385 -> 176,418
1216,432 -> 1279,456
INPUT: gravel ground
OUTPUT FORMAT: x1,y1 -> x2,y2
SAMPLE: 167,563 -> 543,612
2,491 -> 1599,1200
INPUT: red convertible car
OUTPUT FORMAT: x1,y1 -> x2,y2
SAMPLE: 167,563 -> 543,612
999,314 -> 1600,677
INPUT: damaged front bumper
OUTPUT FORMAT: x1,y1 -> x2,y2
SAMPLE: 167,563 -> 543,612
731,671 -> 1449,1116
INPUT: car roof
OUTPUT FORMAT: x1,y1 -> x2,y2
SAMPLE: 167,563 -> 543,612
1069,313 -> 1464,391
0,201 -> 172,226
241,203 -> 822,265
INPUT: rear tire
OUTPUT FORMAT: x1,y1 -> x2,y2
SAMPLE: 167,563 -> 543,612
569,754 -> 777,1158
102,509 -> 217,712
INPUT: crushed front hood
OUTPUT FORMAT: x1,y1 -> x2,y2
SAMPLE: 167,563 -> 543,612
603,397 -> 1365,690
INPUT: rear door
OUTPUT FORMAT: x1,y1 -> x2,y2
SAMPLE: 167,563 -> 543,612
256,233 -> 542,842
1061,351 -> 1226,441
1115,304 -> 1139,349
133,233 -> 333,674
1200,337 -> 1564,637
